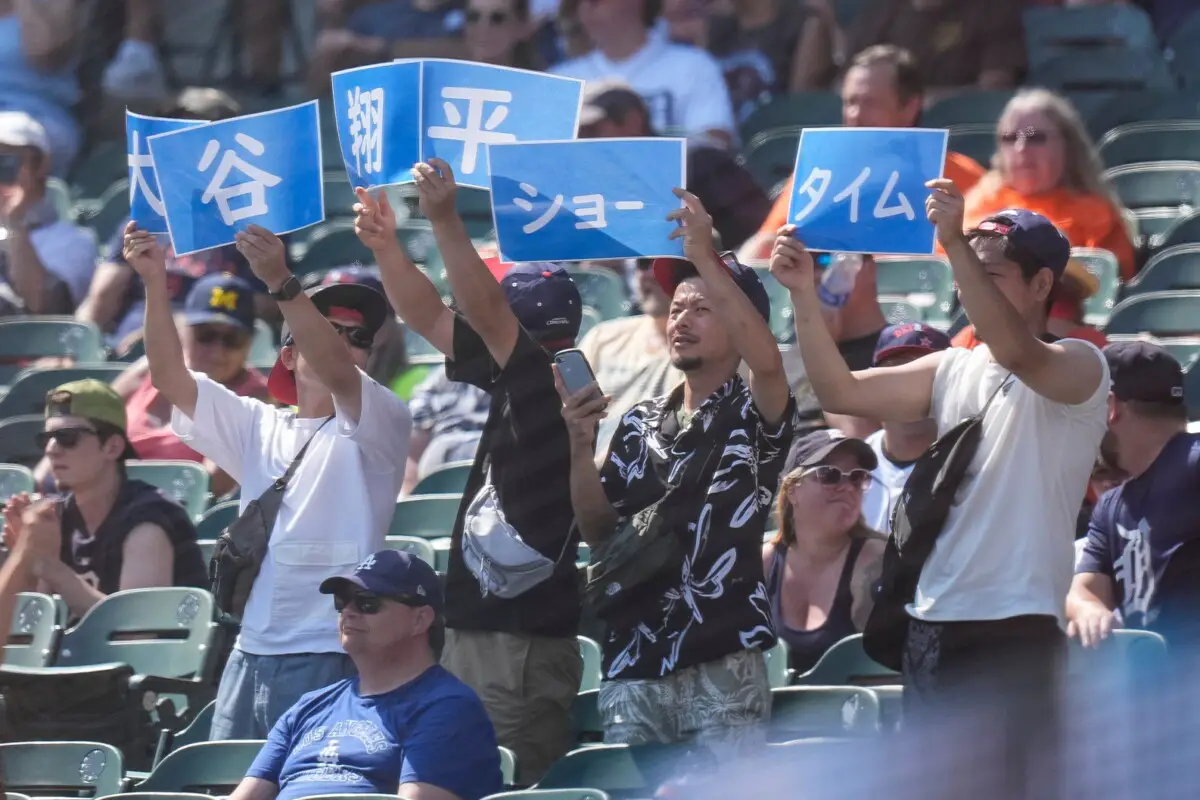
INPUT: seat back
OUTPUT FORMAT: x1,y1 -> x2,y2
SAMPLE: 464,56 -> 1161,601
152,701 -> 217,769
763,638 -> 791,689
793,634 -> 900,686
499,745 -> 517,787
1128,244 -> 1200,295
566,267 -> 633,322
384,535 -> 438,568
1070,248 -> 1122,325
739,127 -> 801,194
750,265 -> 797,345
5,592 -> 61,667
0,318 -> 105,361
572,688 -> 603,744
136,740 -> 265,793
946,124 -> 996,168
537,743 -> 702,795
483,792 -> 611,800
295,223 -> 374,276
1159,208 -> 1200,251
0,365 -> 127,417
875,256 -> 956,325
877,297 -> 923,326
0,462 -> 34,502
195,499 -> 239,540
922,90 -> 1015,129
737,91 -> 841,143
1103,162 -> 1200,210
57,588 -> 217,680
0,741 -> 123,797
388,494 -> 463,539
578,635 -> 602,692
0,415 -> 48,467
768,686 -> 880,741
1104,291 -> 1200,337
1100,122 -> 1200,168
412,461 -> 473,495
127,460 -> 212,521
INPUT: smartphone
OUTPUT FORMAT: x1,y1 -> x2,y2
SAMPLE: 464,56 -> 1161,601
554,348 -> 600,398
0,153 -> 20,185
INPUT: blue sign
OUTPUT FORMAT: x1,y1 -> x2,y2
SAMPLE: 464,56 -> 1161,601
786,128 -> 948,255
420,59 -> 584,189
126,111 -> 205,234
148,101 -> 326,256
489,138 -> 686,263
331,60 -> 421,190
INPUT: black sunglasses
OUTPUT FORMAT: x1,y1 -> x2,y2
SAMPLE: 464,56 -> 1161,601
330,322 -> 374,350
36,427 -> 99,449
801,465 -> 873,489
466,8 -> 510,24
998,129 -> 1050,147
193,326 -> 249,349
334,592 -> 424,615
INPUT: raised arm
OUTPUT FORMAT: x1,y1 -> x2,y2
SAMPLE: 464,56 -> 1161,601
354,187 -> 455,357
554,367 -> 618,546
771,226 -> 940,422
669,189 -> 790,423
234,225 -> 366,421
124,222 -> 198,418
15,0 -> 78,71
414,159 -> 521,368
927,179 -> 1104,406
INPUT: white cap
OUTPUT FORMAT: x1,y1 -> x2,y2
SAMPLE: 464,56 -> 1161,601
0,111 -> 50,156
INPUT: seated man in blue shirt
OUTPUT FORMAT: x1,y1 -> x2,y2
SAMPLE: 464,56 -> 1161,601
230,550 -> 503,800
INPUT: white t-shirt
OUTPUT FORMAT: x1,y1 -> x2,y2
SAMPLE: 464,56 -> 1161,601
551,37 -> 736,139
862,429 -> 913,533
910,342 -> 1109,623
172,371 -> 412,655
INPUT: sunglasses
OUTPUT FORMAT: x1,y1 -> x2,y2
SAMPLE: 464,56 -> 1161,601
193,326 -> 249,349
329,322 -> 374,350
334,592 -> 424,615
998,129 -> 1050,147
466,8 -> 510,23
801,465 -> 873,489
36,427 -> 99,449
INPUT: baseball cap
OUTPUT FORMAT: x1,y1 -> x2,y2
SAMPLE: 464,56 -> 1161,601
873,322 -> 952,367
500,262 -> 583,345
1104,340 -> 1185,406
184,273 -> 256,332
319,265 -> 387,298
652,252 -> 771,322
0,111 -> 49,156
268,282 -> 390,405
319,549 -> 443,614
45,379 -> 138,459
579,79 -> 647,130
969,208 -> 1071,281
783,429 -> 878,475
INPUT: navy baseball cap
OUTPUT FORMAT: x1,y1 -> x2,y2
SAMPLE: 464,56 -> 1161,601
500,262 -> 582,345
319,549 -> 443,613
651,252 -> 771,322
319,265 -> 387,298
873,322 -> 952,367
1104,340 -> 1185,406
969,208 -> 1071,280
184,273 -> 256,332
783,429 -> 878,475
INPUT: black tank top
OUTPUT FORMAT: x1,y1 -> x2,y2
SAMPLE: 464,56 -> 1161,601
766,537 -> 865,674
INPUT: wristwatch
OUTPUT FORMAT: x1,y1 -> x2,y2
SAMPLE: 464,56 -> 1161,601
269,274 -> 303,301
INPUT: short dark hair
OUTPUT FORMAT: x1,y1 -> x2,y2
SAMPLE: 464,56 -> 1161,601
847,45 -> 924,105
1125,398 -> 1189,423
967,230 -> 1055,315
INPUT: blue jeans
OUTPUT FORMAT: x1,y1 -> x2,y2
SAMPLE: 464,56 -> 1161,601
210,649 -> 356,740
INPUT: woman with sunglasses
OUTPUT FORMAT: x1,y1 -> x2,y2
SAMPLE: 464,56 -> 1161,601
764,429 -> 886,674
463,0 -> 540,69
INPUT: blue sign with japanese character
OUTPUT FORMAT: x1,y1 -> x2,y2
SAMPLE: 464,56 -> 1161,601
332,60 -> 421,191
126,111 -> 205,234
787,127 -> 948,255
488,138 -> 686,263
420,60 -> 584,189
148,100 -> 325,256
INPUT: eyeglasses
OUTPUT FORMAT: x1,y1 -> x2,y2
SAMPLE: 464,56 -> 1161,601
36,427 -> 99,449
998,129 -> 1050,147
466,8 -> 510,24
193,326 -> 249,349
334,592 -> 423,615
801,465 -> 873,489
329,322 -> 374,350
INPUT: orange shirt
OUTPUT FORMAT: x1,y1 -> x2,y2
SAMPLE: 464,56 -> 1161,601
961,180 -> 1136,281
758,151 -> 986,235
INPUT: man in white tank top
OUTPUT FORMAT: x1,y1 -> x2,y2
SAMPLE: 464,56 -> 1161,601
772,182 -> 1108,798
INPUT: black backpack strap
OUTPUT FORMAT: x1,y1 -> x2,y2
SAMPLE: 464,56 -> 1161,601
272,416 -> 333,490
977,372 -> 1012,420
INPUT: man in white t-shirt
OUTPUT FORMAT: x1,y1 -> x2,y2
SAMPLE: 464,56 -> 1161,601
549,0 -> 735,146
860,322 -> 951,531
773,188 -> 1108,796
122,221 -> 412,740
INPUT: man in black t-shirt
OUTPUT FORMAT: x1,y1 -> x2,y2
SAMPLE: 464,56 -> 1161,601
1,380 -> 205,620
353,159 -> 583,784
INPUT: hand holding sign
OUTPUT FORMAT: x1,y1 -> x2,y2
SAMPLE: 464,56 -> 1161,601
353,187 -> 401,256
413,159 -> 458,224
925,178 -> 967,249
234,224 -> 290,289
122,221 -> 168,287
666,188 -> 715,264
768,224 -> 816,293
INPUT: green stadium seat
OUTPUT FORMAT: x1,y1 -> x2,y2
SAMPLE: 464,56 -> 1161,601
1187,359 -> 1200,419
388,494 -> 462,539
1024,4 -> 1158,57
413,461 -> 473,495
323,173 -> 358,217
196,499 -> 238,540
0,415 -> 47,467
750,265 -> 796,345
127,460 -> 211,521
566,266 -> 633,321
398,221 -> 440,263
1105,335 -> 1200,370
1125,244 -> 1200,295
103,793 -> 217,800
457,186 -> 496,226
134,740 -> 265,793
5,592 -> 61,667
871,684 -> 904,732
1100,122 -> 1200,168
1087,91 -> 1200,141
46,176 -> 74,221
0,364 -> 127,418
537,743 -> 696,794
579,306 -> 603,341
1070,248 -> 1121,326
739,127 -> 801,195
0,316 -> 105,364
384,535 -> 437,568
1103,162 -> 1200,209
738,92 -> 841,144
578,635 -> 602,692
1132,207 -> 1187,249
572,688 -> 603,744
431,536 -> 452,573
69,140 -> 128,201
793,634 -> 900,686
875,256 -> 956,326
295,223 -> 374,276
946,124 -> 996,169
1156,208 -> 1200,251
249,319 -> 278,366
877,297 -> 923,326
1104,291 -> 1200,337
76,178 -> 131,238
1167,12 -> 1200,89
152,700 -> 216,768
763,638 -> 791,688
768,686 -> 880,741
0,740 -> 124,797
1029,49 -> 1174,94
483,790 -> 611,800
196,539 -> 215,565
922,90 -> 1015,129
499,745 -> 518,787
1066,629 -> 1168,682
0,462 -> 34,501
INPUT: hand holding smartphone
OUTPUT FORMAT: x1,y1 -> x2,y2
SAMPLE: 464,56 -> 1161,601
554,348 -> 602,401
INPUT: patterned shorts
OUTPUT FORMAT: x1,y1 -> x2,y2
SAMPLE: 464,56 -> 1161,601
597,647 -> 771,760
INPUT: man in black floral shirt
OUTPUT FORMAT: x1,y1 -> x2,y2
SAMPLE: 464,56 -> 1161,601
557,189 -> 795,756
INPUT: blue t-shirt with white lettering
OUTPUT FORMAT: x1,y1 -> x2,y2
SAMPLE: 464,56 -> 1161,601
246,665 -> 502,800
1077,433 -> 1200,631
